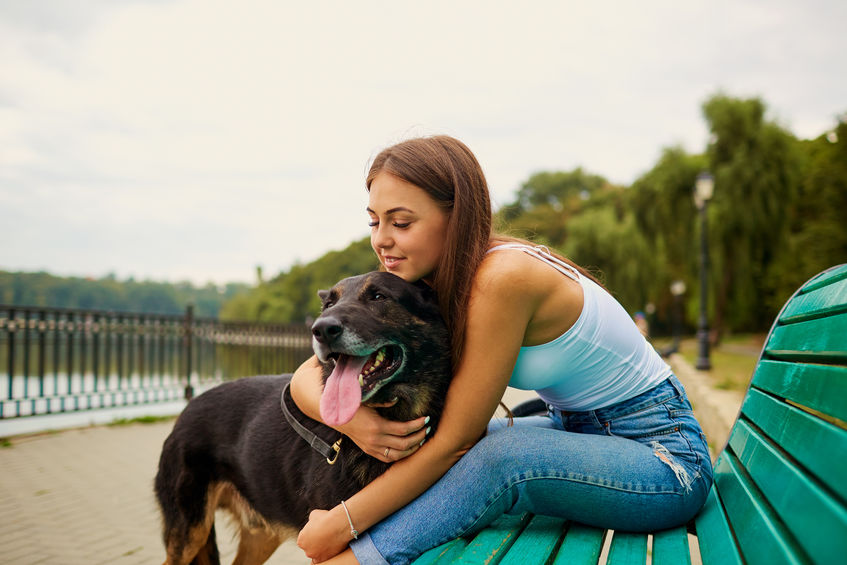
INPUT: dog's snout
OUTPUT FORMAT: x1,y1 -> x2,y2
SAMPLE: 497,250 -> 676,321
312,317 -> 343,345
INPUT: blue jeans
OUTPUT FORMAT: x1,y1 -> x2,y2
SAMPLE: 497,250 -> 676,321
349,375 -> 713,565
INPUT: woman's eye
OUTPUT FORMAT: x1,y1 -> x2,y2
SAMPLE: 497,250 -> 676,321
393,222 -> 410,229
368,220 -> 378,228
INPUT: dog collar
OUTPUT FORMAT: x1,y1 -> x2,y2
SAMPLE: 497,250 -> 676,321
280,382 -> 342,465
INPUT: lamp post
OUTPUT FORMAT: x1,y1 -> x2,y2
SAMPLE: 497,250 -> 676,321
694,171 -> 714,370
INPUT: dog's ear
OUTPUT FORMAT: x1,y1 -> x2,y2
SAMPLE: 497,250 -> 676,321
317,289 -> 329,304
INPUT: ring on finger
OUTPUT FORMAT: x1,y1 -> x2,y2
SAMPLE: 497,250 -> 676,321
384,447 -> 391,458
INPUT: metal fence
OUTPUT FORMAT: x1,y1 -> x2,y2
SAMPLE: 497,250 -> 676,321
0,304 -> 313,420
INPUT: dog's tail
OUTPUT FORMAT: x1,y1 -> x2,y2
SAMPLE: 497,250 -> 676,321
155,434 -> 221,564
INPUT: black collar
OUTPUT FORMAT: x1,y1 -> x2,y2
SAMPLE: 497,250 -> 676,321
280,381 -> 342,465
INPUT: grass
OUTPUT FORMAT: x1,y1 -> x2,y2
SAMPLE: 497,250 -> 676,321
108,415 -> 175,427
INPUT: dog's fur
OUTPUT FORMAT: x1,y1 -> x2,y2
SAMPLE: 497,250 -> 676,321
154,272 -> 451,564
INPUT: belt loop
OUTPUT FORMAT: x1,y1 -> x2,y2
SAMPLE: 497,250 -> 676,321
552,406 -> 569,428
667,374 -> 684,397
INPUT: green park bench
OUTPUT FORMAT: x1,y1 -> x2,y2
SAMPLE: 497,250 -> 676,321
412,264 -> 847,565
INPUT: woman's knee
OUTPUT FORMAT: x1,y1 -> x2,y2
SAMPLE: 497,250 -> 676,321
467,427 -> 533,471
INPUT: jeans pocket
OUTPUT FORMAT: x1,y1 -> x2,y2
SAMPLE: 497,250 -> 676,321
604,399 -> 706,478
604,400 -> 679,440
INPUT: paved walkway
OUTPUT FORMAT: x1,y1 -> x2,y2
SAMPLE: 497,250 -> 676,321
0,365 -> 741,565
0,420 -> 308,564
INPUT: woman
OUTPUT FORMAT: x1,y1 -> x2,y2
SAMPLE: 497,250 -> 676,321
293,135 -> 713,564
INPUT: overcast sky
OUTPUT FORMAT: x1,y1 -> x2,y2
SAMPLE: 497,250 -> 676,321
2,0 -> 845,286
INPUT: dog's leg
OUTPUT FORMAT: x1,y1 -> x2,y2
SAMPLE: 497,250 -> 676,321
231,528 -> 283,565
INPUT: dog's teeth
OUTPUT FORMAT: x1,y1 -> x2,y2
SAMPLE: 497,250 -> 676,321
376,349 -> 385,362
358,374 -> 364,386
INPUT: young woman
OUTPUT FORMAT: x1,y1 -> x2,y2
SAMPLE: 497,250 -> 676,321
292,135 -> 713,564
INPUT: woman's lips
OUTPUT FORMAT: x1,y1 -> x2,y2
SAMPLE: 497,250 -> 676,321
382,256 -> 403,269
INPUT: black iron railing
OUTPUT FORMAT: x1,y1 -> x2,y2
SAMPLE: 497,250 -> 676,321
0,304 -> 313,419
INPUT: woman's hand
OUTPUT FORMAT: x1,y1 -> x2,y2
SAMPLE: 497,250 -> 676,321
297,506 -> 352,563
338,402 -> 430,463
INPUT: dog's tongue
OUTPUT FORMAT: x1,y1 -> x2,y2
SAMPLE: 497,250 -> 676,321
320,354 -> 368,427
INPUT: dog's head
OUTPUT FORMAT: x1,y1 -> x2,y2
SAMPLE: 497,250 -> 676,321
311,272 -> 450,427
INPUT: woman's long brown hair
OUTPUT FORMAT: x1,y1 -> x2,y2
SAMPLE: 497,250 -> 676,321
366,135 -> 597,370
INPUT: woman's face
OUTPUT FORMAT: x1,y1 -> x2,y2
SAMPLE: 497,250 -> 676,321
367,171 -> 450,282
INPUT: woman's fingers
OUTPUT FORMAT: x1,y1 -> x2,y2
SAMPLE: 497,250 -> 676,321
380,439 -> 424,463
384,415 -> 430,437
341,407 -> 432,460
378,425 -> 432,462
385,423 -> 430,451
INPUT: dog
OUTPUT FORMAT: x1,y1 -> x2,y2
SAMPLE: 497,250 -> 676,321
154,272 -> 451,565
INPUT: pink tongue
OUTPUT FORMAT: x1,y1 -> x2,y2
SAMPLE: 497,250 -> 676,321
320,354 -> 368,426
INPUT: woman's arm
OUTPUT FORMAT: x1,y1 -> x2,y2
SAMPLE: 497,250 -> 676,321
290,356 -> 430,462
297,257 -> 542,561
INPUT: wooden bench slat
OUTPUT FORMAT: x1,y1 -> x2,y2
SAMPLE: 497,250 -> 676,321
693,488 -> 744,565
452,513 -> 529,564
606,531 -> 648,565
779,276 -> 847,323
714,451 -> 809,565
498,515 -> 566,565
741,387 -> 847,501
550,523 -> 606,565
728,419 -> 847,564
797,264 -> 847,294
413,538 -> 468,564
751,360 -> 847,423
764,311 -> 847,363
651,526 -> 692,565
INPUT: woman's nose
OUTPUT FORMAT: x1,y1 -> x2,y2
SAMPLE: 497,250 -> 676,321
371,224 -> 392,250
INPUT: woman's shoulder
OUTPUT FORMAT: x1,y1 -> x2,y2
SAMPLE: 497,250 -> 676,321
473,246 -> 549,297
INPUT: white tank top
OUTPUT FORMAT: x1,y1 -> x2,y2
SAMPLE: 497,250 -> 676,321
488,243 -> 671,411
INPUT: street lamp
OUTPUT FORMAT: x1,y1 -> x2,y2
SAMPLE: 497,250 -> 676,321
694,171 -> 714,370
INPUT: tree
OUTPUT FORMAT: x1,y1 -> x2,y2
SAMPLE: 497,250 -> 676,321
629,147 -> 707,331
766,114 -> 847,310
702,94 -> 802,337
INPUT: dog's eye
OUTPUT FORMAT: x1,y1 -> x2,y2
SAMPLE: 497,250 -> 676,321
371,292 -> 386,301
322,300 -> 335,310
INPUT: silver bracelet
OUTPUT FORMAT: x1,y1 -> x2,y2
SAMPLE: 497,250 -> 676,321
340,500 -> 359,540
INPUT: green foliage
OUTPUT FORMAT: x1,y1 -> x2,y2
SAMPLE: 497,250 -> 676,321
0,270 -> 249,317
703,93 -> 804,333
766,118 -> 847,311
219,237 -> 379,323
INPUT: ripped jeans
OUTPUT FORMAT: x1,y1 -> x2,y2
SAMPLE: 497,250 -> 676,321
349,375 -> 713,565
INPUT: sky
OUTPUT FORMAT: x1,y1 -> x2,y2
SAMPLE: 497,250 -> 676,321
2,0 -> 845,287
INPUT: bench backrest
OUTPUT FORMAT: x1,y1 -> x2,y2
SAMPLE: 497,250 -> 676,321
698,264 -> 847,565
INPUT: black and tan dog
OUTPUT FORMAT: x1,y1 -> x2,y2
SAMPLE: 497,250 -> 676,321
154,272 -> 451,565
